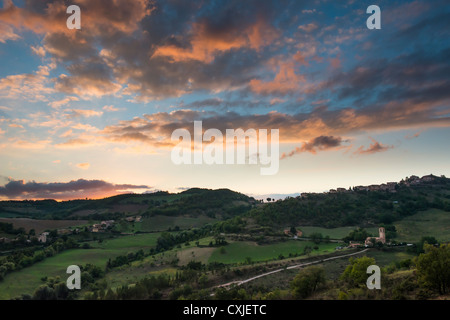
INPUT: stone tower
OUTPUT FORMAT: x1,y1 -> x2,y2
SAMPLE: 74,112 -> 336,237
379,227 -> 386,243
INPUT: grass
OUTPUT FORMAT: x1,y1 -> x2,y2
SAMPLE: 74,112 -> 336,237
90,233 -> 160,250
0,248 -> 112,299
208,240 -> 339,264
298,226 -> 380,239
365,248 -> 415,266
0,233 -> 161,299
113,215 -> 218,233
394,209 -> 450,242
140,215 -> 217,232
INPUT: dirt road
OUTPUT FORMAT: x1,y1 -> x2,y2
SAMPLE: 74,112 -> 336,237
216,248 -> 369,288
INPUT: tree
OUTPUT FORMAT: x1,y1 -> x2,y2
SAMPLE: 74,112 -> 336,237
290,226 -> 297,235
340,256 -> 376,287
33,285 -> 56,300
291,266 -> 326,299
310,232 -> 323,244
414,236 -> 438,254
415,244 -> 450,295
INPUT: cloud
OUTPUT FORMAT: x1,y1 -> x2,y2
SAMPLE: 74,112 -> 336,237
100,94 -> 450,151
354,138 -> 393,155
152,16 -> 279,64
76,162 -> 90,169
298,23 -> 319,33
67,109 -> 103,119
0,62 -> 56,101
48,96 -> 79,109
0,21 -> 20,43
8,123 -> 23,128
0,178 -> 151,200
405,130 -> 423,139
30,45 -> 46,57
249,58 -> 309,96
281,136 -> 346,159
102,105 -> 120,112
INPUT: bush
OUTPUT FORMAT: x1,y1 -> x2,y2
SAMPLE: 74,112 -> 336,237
291,266 -> 326,299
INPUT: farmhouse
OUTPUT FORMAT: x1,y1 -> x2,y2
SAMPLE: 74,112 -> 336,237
348,241 -> 362,248
0,237 -> 12,243
38,232 -> 50,243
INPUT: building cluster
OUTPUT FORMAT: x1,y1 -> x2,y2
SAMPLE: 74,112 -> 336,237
345,227 -> 386,248
328,174 -> 438,195
401,174 -> 436,186
90,220 -> 115,233
125,216 -> 142,223
284,228 -> 303,238
1,231 -> 51,244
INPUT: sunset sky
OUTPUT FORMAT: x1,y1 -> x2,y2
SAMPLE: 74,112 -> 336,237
0,0 -> 449,200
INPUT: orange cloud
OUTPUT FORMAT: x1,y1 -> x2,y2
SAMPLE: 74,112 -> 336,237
152,18 -> 279,63
249,60 -> 306,95
0,0 -> 153,37
76,162 -> 90,169
354,138 -> 393,155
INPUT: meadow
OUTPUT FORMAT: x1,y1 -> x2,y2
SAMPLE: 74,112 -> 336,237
0,233 -> 161,299
208,240 -> 339,264
117,215 -> 218,233
394,209 -> 450,242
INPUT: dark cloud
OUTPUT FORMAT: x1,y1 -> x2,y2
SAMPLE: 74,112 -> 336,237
0,178 -> 151,200
281,136 -> 346,159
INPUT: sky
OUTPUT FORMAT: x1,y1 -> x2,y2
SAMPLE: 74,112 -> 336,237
0,0 -> 449,200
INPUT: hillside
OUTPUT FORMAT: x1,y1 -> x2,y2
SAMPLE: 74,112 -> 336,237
0,175 -> 449,301
0,188 -> 257,221
247,174 -> 450,229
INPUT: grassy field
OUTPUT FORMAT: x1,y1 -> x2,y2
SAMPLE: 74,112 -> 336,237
394,209 -> 450,242
209,240 -> 339,264
141,215 -> 217,231
0,233 -> 161,299
90,233 -> 161,250
102,236 -> 216,289
298,226 -> 380,239
116,215 -> 218,233
0,218 -> 90,233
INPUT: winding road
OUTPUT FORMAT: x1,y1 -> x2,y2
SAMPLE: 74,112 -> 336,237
216,248 -> 369,288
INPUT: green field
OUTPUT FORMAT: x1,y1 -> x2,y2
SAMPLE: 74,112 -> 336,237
208,240 -> 339,264
90,233 -> 161,250
0,233 -> 161,299
298,226 -> 380,239
394,209 -> 450,242
144,215 -> 217,231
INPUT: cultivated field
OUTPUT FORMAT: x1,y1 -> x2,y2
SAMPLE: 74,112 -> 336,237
0,218 -> 90,234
